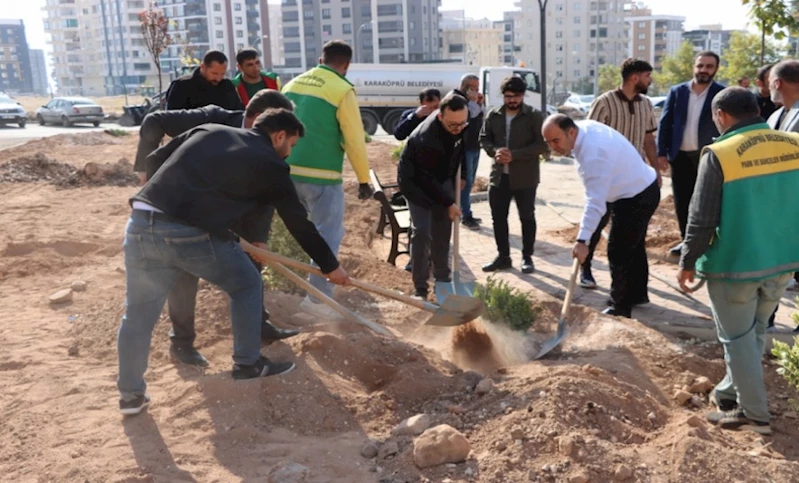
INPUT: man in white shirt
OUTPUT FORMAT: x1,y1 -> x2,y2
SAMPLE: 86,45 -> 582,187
543,114 -> 660,318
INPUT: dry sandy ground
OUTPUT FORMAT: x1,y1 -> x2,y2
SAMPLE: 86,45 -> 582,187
0,134 -> 798,482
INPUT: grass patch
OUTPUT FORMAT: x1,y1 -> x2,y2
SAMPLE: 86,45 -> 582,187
104,128 -> 130,137
474,276 -> 539,332
391,142 -> 405,161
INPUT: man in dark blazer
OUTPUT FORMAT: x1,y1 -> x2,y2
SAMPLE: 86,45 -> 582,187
657,51 -> 724,256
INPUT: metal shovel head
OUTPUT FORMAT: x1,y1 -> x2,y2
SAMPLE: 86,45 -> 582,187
425,294 -> 485,327
434,274 -> 476,303
533,317 -> 567,360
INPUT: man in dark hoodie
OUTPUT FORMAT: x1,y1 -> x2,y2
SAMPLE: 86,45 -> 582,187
165,50 -> 244,111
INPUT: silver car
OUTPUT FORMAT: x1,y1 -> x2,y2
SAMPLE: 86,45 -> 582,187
0,93 -> 27,128
36,97 -> 104,127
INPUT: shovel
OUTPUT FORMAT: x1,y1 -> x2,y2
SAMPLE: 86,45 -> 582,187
533,257 -> 580,360
239,240 -> 483,327
435,166 -> 476,303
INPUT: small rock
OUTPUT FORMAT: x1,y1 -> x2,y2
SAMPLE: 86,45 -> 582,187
70,280 -> 88,292
461,371 -> 483,390
558,436 -> 575,456
413,425 -> 471,469
393,414 -> 432,436
378,441 -> 399,460
686,414 -> 704,428
49,289 -> 73,304
690,395 -> 703,408
510,428 -> 525,440
267,462 -> 310,483
67,345 -> 79,357
496,441 -> 507,452
448,405 -> 466,414
360,441 -> 379,458
115,266 -> 125,274
582,364 -> 602,376
784,411 -> 798,420
614,464 -> 632,481
689,376 -> 714,394
464,467 -> 474,476
569,473 -> 590,483
647,412 -> 656,422
673,390 -> 693,406
475,378 -> 495,395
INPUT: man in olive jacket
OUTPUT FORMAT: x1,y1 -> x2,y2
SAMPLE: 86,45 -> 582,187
479,76 -> 548,274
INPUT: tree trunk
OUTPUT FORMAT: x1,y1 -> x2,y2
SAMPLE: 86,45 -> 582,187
761,21 -> 766,65
156,61 -> 162,107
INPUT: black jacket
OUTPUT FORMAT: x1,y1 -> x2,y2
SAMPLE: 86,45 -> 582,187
134,105 -> 244,173
453,88 -> 484,151
134,124 -> 339,273
394,108 -> 425,141
165,67 -> 244,111
397,112 -> 465,208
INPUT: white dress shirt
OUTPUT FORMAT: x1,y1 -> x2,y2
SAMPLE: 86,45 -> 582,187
572,120 -> 657,241
679,82 -> 710,152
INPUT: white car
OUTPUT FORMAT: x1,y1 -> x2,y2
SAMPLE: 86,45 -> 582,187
36,97 -> 104,127
562,94 -> 595,114
0,93 -> 27,128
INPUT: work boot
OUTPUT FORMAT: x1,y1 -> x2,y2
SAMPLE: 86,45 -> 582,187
579,265 -> 597,289
169,343 -> 209,367
482,256 -> 512,272
521,256 -> 535,274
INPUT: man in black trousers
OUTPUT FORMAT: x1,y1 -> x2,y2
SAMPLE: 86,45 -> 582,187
134,89 -> 299,367
398,92 -> 467,299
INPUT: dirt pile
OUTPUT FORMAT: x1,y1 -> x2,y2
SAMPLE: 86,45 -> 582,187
0,153 -> 139,187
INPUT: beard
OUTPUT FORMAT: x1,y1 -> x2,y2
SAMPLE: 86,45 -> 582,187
505,101 -> 521,110
635,81 -> 649,95
695,72 -> 714,84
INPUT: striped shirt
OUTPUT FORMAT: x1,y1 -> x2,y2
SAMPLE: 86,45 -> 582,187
587,88 -> 657,161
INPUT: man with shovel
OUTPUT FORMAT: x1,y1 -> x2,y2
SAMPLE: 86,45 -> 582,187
118,108 -> 350,416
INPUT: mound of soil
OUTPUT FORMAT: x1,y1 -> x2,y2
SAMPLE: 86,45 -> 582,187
0,153 -> 139,187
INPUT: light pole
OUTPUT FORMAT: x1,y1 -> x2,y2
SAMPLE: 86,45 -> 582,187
250,34 -> 268,53
536,0 -> 549,114
355,21 -> 373,63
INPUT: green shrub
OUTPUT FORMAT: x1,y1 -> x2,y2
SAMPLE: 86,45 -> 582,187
104,128 -> 130,137
391,142 -> 405,161
771,336 -> 799,412
792,295 -> 799,327
365,133 -> 372,143
474,277 -> 539,332
261,215 -> 311,295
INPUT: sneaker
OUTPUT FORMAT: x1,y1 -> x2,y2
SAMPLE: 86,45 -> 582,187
119,394 -> 151,416
606,296 -> 649,307
261,321 -> 300,344
169,343 -> 209,367
299,295 -> 344,321
482,256 -> 512,272
461,217 -> 480,230
579,266 -> 597,289
232,356 -> 296,380
471,217 -> 482,224
403,262 -> 413,272
521,257 -> 535,274
412,287 -> 429,300
716,408 -> 772,435
709,391 -> 737,412
669,242 -> 683,257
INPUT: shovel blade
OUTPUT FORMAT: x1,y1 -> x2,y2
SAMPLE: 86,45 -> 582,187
533,317 -> 567,360
434,280 -> 454,305
424,295 -> 485,327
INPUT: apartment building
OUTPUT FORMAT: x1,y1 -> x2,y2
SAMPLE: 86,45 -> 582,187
0,19 -> 33,94
269,3 -> 284,67
682,25 -> 737,55
44,0 -> 274,97
441,21 -> 502,67
29,49 -> 50,96
280,0 -> 442,74
625,6 -> 684,70
494,11 -> 522,66
516,0 -> 631,95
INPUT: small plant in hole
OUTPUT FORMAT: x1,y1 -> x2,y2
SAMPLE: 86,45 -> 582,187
261,215 -> 311,295
474,276 -> 539,332
391,142 -> 405,161
771,335 -> 799,412
364,133 -> 372,143
104,128 -> 130,137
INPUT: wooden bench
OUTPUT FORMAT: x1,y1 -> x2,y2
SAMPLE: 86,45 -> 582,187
370,169 -> 411,266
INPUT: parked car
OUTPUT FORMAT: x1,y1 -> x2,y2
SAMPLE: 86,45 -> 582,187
561,94 -> 595,114
0,93 -> 27,128
36,97 -> 104,127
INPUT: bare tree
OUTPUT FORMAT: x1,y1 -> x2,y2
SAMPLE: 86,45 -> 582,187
139,1 -> 173,102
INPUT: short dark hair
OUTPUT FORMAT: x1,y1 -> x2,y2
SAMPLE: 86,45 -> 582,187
245,90 -> 294,119
711,87 -> 760,120
695,51 -> 720,67
419,88 -> 441,103
500,76 -> 527,94
203,50 -> 228,66
621,58 -> 653,81
756,64 -> 774,83
253,108 -> 305,137
321,40 -> 353,66
771,60 -> 799,84
439,92 -> 468,113
236,48 -> 259,65
549,113 -> 577,131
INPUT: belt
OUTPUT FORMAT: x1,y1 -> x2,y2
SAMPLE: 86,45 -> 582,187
131,209 -> 186,224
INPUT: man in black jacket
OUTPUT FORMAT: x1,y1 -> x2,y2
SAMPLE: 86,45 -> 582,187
118,109 -> 350,416
454,74 -> 485,230
165,50 -> 244,111
135,89 -> 298,367
393,88 -> 441,141
398,93 -> 467,299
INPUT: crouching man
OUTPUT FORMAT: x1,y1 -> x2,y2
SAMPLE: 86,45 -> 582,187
117,109 -> 350,416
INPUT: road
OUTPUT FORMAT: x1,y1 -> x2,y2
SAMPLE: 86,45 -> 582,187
0,123 -> 131,150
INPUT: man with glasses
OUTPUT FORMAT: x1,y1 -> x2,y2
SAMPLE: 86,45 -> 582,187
397,92 -> 468,299
479,76 -> 547,274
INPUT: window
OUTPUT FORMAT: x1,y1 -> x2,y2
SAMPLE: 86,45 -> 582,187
213,3 -> 221,12
574,16 -> 580,23
322,8 -> 330,19
236,30 -> 243,38
638,44 -> 645,51
638,21 -> 645,28
555,31 -> 563,38
216,30 -> 223,38
64,19 -> 78,28
342,7 -> 350,18
556,18 -> 563,25
556,45 -> 563,51
235,17 -> 242,24
343,23 -> 352,34
304,9 -> 313,18
234,3 -> 241,11
323,24 -> 331,35
574,30 -> 581,37
238,44 -> 244,50
410,37 -> 416,46
133,62 -> 150,70
556,57 -> 563,65
574,69 -> 581,77
409,21 -> 415,31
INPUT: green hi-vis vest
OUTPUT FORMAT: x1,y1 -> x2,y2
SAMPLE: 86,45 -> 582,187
282,65 -> 353,185
696,122 -> 799,281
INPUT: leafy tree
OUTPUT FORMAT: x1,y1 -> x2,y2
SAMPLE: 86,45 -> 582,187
656,40 -> 695,91
597,64 -> 619,94
742,0 -> 798,63
139,1 -> 173,101
718,31 -> 784,85
572,76 -> 594,95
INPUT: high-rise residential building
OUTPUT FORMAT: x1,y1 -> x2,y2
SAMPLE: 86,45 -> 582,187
0,19 -> 34,94
280,0 -> 442,75
516,0 -> 632,95
29,49 -> 49,96
682,25 -> 737,55
440,13 -> 502,66
268,2 -> 284,67
494,11 -> 522,66
43,0 -> 275,97
625,6 -> 684,70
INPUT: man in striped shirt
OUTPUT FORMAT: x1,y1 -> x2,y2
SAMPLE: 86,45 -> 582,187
580,58 -> 663,294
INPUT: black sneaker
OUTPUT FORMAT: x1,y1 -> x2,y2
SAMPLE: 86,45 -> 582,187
482,256 -> 512,272
169,343 -> 209,367
412,287 -> 429,300
461,217 -> 480,230
709,391 -> 737,412
521,257 -> 535,274
606,296 -> 649,307
717,408 -> 772,435
579,266 -> 597,289
261,321 -> 300,345
232,356 -> 296,380
404,262 -> 413,272
471,217 -> 482,224
119,394 -> 151,416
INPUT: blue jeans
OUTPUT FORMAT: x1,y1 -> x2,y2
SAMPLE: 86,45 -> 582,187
707,273 -> 792,422
117,211 -> 264,401
293,181 -> 345,300
460,149 -> 480,219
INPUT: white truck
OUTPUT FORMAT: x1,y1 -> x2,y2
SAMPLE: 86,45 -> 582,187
346,63 -> 545,135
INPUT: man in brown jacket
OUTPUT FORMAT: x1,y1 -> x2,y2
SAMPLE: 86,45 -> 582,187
479,76 -> 548,274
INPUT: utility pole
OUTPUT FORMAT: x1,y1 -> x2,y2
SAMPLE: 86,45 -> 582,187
593,0 -> 600,95
537,0 -> 549,113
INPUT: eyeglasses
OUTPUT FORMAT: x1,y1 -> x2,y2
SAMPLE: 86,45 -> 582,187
503,93 -> 523,100
444,120 -> 469,130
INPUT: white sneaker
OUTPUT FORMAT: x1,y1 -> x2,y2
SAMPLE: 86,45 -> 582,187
787,279 -> 799,292
299,295 -> 344,321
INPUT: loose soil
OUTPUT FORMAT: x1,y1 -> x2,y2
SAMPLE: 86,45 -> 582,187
0,134 -> 797,482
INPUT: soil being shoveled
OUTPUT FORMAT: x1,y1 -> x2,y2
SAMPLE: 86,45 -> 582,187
0,133 -> 798,482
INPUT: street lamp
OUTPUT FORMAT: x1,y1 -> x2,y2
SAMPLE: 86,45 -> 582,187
355,21 -> 373,63
250,34 -> 269,54
536,0 -> 549,114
